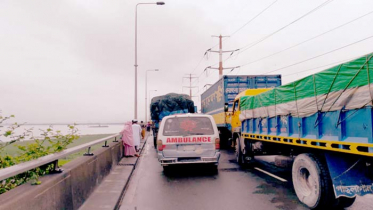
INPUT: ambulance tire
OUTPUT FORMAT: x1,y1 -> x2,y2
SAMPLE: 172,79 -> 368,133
153,136 -> 157,149
292,153 -> 336,209
210,164 -> 218,174
163,166 -> 170,174
336,197 -> 356,208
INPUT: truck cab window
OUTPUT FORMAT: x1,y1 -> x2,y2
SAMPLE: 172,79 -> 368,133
233,100 -> 239,112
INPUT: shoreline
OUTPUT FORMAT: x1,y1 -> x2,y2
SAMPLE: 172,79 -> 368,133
1,133 -> 118,157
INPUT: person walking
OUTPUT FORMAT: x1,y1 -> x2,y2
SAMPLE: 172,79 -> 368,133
120,121 -> 139,157
140,121 -> 146,139
132,119 -> 142,152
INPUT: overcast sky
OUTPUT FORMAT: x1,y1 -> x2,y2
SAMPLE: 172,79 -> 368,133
1,0 -> 373,124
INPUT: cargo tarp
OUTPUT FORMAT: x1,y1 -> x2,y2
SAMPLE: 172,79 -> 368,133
240,54 -> 373,121
150,93 -> 195,121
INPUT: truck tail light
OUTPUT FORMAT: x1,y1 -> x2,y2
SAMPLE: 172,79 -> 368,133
215,138 -> 220,150
157,140 -> 164,151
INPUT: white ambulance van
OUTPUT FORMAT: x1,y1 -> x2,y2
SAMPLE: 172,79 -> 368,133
157,113 -> 220,172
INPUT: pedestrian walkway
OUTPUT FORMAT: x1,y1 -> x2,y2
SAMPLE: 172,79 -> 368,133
79,133 -> 149,210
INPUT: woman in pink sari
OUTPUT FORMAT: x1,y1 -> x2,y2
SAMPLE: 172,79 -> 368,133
120,121 -> 139,157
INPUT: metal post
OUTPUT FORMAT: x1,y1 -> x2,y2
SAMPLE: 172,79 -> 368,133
145,69 -> 147,122
113,136 -> 119,142
208,35 -> 238,78
84,147 -> 94,156
189,74 -> 192,97
148,89 -> 157,119
219,35 -> 223,78
102,140 -> 109,147
51,160 -> 63,173
134,4 -> 138,119
145,69 -> 159,123
134,2 -> 165,119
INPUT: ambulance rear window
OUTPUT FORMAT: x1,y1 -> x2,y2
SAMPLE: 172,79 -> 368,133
163,117 -> 214,136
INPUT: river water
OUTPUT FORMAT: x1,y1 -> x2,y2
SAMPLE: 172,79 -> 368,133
0,124 -> 124,142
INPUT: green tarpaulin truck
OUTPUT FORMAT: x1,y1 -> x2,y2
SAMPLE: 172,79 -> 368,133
236,53 -> 373,209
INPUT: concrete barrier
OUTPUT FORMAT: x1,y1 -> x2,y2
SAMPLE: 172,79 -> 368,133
0,141 -> 123,210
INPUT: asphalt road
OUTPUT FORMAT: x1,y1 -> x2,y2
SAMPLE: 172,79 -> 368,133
119,136 -> 372,210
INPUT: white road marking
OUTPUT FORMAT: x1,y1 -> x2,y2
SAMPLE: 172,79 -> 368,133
254,167 -> 288,182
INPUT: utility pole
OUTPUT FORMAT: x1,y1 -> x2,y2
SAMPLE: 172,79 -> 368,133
182,74 -> 198,98
206,35 -> 240,78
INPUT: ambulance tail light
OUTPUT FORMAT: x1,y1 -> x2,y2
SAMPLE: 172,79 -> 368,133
215,138 -> 220,150
157,140 -> 163,151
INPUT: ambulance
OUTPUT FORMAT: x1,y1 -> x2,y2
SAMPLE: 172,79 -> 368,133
156,113 -> 220,172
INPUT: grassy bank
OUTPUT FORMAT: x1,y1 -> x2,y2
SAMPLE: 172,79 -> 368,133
1,134 -> 118,166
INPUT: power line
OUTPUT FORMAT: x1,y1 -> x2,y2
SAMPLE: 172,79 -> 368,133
182,74 -> 199,98
190,1 -> 279,84
239,0 -> 334,53
205,35 -> 240,78
191,51 -> 241,94
261,34 -> 373,75
206,1 -> 279,55
239,9 -> 373,68
282,55 -> 362,77
190,54 -> 207,75
229,0 -> 278,37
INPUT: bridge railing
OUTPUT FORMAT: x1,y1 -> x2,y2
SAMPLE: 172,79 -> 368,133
0,133 -> 120,181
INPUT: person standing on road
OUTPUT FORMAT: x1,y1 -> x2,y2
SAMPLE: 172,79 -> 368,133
120,121 -> 139,157
140,121 -> 146,139
132,119 -> 142,152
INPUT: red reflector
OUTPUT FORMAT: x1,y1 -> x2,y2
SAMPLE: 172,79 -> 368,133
158,145 -> 166,151
157,140 -> 164,151
215,138 -> 220,149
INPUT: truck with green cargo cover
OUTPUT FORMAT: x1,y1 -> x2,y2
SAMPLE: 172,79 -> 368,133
236,53 -> 373,209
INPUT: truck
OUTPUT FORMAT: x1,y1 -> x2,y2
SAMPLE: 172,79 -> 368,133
201,75 -> 282,147
236,53 -> 373,209
150,93 -> 195,148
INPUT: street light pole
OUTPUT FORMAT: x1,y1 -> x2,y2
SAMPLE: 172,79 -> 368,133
134,2 -> 165,119
148,89 -> 157,121
145,69 -> 159,123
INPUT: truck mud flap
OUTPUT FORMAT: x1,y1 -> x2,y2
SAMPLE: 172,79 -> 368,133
325,152 -> 373,198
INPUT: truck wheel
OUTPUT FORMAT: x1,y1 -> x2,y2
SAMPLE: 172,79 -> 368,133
336,197 -> 356,208
236,137 -> 244,165
292,153 -> 335,209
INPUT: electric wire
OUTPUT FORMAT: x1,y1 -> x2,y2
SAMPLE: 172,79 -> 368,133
239,10 -> 373,68
239,0 -> 334,53
229,0 -> 278,37
191,0 -> 279,91
191,0 -> 367,96
209,1 -> 277,50
260,34 -> 373,75
283,55 -> 362,77
190,55 -> 206,75
207,1 -> 279,54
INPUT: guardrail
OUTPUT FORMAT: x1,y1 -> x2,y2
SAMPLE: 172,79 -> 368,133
0,133 -> 121,181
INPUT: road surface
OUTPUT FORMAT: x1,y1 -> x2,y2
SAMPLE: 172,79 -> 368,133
119,136 -> 373,210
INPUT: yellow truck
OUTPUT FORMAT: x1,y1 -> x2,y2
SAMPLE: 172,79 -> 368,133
228,88 -> 272,147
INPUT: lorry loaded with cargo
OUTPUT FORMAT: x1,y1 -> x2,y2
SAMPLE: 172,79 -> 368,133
201,75 -> 282,147
235,53 -> 373,209
150,93 -> 195,148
